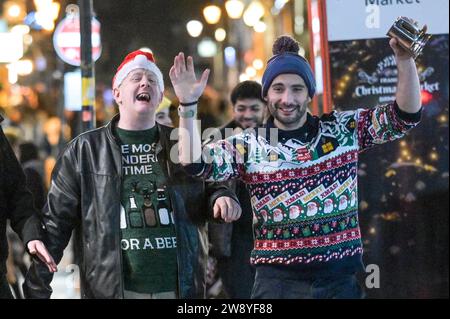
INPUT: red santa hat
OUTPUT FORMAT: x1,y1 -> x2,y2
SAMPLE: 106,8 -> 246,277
112,50 -> 164,92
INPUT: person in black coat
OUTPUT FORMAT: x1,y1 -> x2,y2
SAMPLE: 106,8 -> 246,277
19,142 -> 46,210
0,115 -> 56,299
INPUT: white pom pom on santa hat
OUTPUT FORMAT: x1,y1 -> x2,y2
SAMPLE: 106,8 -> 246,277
112,50 -> 164,92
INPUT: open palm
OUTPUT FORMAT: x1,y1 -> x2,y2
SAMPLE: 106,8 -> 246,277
169,52 -> 210,103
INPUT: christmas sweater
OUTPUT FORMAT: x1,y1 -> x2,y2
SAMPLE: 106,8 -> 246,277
187,102 -> 421,274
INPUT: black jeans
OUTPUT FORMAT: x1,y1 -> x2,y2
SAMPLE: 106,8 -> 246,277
251,265 -> 364,299
0,275 -> 13,299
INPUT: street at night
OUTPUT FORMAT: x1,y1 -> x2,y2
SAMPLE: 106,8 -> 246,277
0,0 -> 448,301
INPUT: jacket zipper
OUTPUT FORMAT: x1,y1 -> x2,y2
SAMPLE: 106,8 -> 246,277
158,140 -> 182,298
165,160 -> 182,298
117,169 -> 125,298
111,132 -> 125,298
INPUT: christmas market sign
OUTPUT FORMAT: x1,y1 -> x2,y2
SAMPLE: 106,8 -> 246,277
53,15 -> 101,66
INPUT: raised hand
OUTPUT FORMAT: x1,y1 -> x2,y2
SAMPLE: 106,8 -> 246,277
169,52 -> 210,104
389,37 -> 415,61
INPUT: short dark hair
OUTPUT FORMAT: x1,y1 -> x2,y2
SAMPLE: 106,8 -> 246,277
230,81 -> 264,105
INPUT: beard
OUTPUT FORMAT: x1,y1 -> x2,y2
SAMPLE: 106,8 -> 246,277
268,99 -> 308,128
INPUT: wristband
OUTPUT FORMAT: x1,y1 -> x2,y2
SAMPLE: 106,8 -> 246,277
179,101 -> 198,107
178,107 -> 196,118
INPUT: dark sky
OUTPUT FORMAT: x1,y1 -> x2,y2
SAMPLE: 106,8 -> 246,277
91,0 -> 210,86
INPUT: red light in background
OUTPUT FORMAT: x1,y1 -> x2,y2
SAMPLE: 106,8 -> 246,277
421,90 -> 433,105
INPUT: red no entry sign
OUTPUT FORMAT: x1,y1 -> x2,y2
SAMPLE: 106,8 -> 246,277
53,15 -> 101,66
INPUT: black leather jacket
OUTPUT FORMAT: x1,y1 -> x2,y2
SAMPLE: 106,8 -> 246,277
23,115 -> 236,299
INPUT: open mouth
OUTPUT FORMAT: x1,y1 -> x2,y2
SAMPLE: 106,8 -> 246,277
136,93 -> 151,102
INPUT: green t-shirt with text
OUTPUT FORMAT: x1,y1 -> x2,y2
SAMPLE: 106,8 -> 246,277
116,126 -> 177,294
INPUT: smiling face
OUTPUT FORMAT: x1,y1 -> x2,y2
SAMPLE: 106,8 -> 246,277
266,73 -> 310,130
113,68 -> 162,117
233,98 -> 265,129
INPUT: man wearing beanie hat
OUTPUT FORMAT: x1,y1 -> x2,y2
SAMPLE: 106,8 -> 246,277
173,33 -> 422,299
24,50 -> 241,299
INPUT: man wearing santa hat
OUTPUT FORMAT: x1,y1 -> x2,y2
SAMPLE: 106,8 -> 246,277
23,50 -> 241,299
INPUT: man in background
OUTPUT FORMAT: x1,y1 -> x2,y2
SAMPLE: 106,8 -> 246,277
208,81 -> 266,298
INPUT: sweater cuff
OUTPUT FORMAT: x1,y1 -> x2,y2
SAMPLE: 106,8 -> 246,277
393,100 -> 422,123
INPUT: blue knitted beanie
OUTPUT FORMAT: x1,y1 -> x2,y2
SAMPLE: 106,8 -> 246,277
262,36 -> 316,98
